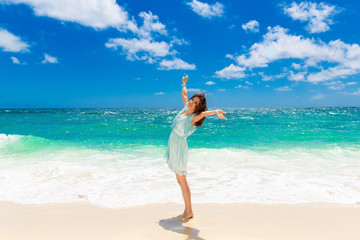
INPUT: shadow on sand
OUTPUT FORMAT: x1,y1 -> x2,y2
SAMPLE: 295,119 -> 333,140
158,215 -> 206,240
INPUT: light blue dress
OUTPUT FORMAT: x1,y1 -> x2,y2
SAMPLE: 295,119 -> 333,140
164,102 -> 197,176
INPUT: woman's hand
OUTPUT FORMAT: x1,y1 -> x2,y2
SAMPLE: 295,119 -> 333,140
215,110 -> 227,120
182,75 -> 188,84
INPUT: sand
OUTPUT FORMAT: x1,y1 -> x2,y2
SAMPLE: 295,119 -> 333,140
1,201 -> 360,240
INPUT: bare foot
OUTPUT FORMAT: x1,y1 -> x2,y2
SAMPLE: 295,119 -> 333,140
182,209 -> 187,217
183,211 -> 194,219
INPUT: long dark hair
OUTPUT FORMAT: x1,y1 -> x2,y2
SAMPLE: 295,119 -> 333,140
189,93 -> 207,127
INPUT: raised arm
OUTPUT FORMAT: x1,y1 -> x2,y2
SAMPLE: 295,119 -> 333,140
201,110 -> 227,120
181,75 -> 188,106
193,109 -> 228,124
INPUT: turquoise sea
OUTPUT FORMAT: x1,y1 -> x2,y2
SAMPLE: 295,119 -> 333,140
0,107 -> 359,207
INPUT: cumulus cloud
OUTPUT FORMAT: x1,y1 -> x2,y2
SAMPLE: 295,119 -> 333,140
233,26 -> 336,69
186,0 -> 224,19
104,10 -> 196,69
102,10 -> 194,69
259,72 -> 287,81
205,81 -> 215,85
275,86 -> 292,91
105,38 -> 172,62
133,11 -> 167,39
170,37 -> 189,47
235,85 -> 248,89
291,63 -> 302,69
289,71 -> 306,81
2,0 -> 169,40
0,28 -> 29,52
242,20 -> 259,33
324,81 -> 357,90
154,92 -> 164,95
341,88 -> 360,95
347,82 -> 357,85
42,53 -> 58,64
11,56 -> 20,64
311,93 -> 325,99
158,58 -> 196,70
215,64 -> 246,79
2,0 -> 132,30
3,0 -> 169,38
3,1 -> 193,71
187,88 -> 204,93
283,1 -> 340,33
215,26 -> 360,83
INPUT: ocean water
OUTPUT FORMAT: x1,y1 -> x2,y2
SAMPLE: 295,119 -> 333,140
0,107 -> 359,207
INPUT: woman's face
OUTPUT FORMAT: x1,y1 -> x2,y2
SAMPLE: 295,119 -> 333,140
188,97 -> 200,111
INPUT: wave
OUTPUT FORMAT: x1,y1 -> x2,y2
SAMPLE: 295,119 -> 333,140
0,133 -> 58,153
1,134 -> 359,207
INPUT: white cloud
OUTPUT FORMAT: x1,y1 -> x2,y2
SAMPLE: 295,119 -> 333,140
187,88 -> 204,93
311,93 -> 325,99
233,26 -> 334,69
242,20 -> 259,33
154,92 -> 164,95
158,58 -> 196,70
11,56 -> 20,64
2,0 -> 132,30
215,64 -> 246,79
275,86 -> 292,91
235,85 -> 248,89
291,63 -> 302,69
225,53 -> 235,60
134,11 -> 167,39
105,38 -> 172,61
205,81 -> 215,85
42,53 -> 58,64
3,1 -> 194,71
324,81 -> 345,90
170,37 -> 189,47
0,28 -> 29,52
289,71 -> 306,81
341,88 -> 360,95
103,11 -> 194,69
2,1 -> 171,42
217,88 -> 226,91
324,81 -> 357,90
186,0 -> 224,19
283,1 -> 339,33
217,26 -> 360,83
259,72 -> 287,81
306,65 -> 357,82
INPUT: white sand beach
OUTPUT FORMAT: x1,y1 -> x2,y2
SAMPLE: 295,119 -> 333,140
1,201 -> 360,240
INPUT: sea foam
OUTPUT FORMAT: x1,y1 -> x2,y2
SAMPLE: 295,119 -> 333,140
0,134 -> 359,207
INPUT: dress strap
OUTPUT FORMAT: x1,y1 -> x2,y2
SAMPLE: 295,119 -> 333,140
178,102 -> 189,115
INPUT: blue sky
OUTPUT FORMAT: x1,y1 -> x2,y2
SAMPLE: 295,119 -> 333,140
1,0 -> 360,108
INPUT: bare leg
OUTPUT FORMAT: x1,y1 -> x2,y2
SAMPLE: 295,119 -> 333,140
176,173 -> 194,219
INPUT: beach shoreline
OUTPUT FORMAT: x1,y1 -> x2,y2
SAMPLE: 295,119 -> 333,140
1,201 -> 359,240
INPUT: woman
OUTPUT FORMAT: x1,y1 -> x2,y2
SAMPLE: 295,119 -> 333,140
164,75 -> 227,220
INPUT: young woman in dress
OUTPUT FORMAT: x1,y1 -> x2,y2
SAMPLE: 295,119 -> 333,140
164,75 -> 227,219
